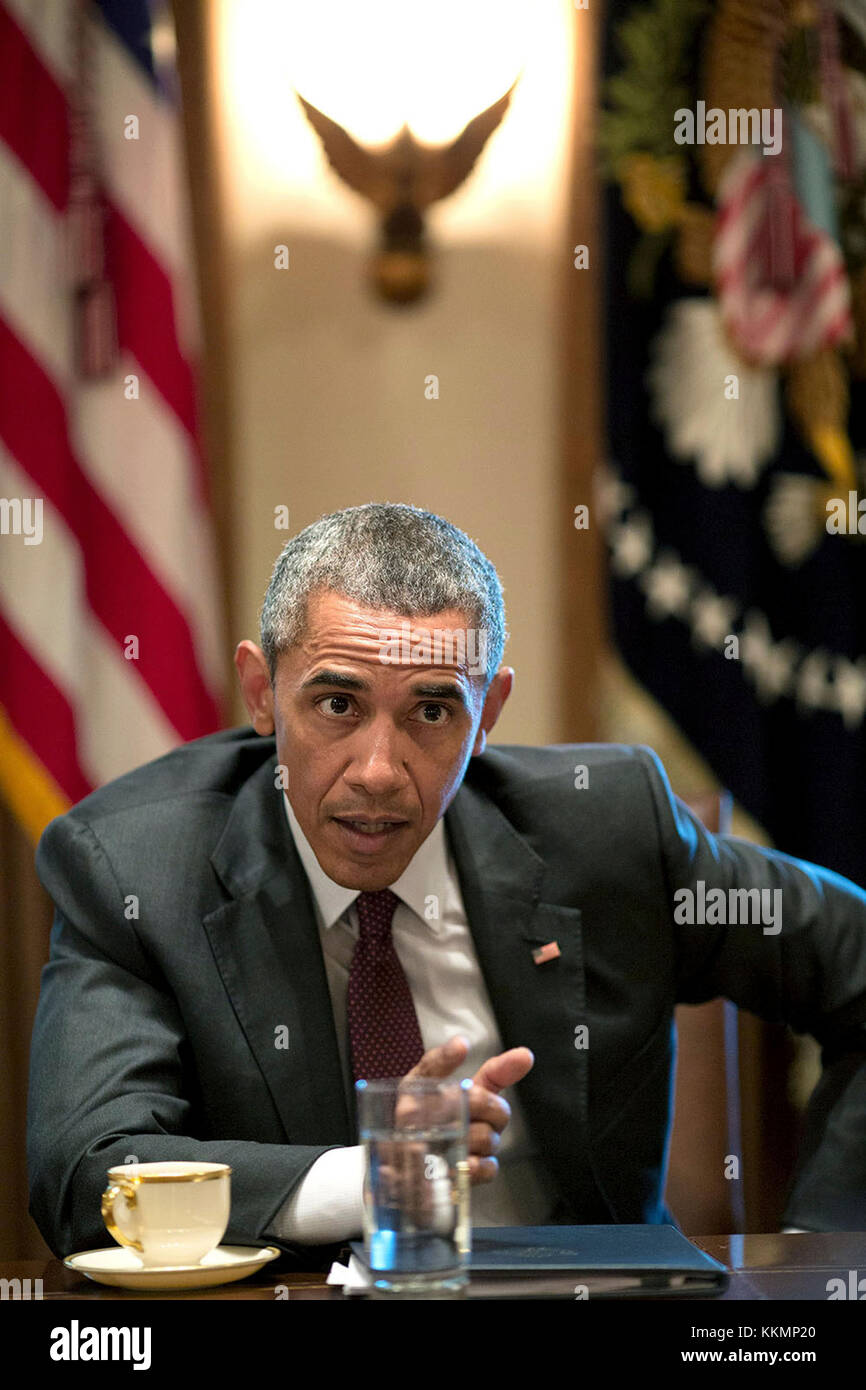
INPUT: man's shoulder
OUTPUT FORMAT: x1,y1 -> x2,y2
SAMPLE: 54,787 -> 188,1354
38,726 -> 274,846
467,740 -> 663,794
456,743 -> 674,881
460,741 -> 670,836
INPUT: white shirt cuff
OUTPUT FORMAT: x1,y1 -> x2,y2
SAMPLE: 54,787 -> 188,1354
270,1146 -> 366,1245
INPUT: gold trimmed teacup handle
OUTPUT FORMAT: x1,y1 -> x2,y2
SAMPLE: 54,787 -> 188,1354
101,1179 -> 143,1253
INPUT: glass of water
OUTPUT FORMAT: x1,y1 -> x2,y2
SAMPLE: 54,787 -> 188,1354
355,1075 -> 472,1297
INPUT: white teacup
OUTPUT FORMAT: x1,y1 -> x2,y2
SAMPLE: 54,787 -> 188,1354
101,1162 -> 231,1267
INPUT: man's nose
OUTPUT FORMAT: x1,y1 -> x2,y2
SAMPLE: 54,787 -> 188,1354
344,720 -> 410,796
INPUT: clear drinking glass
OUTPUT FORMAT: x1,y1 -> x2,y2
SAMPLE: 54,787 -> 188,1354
355,1076 -> 472,1297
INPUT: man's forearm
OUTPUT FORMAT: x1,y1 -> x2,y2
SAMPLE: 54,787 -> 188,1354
28,1125 -> 344,1260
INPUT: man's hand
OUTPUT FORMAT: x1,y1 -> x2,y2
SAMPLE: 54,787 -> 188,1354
404,1035 -> 535,1184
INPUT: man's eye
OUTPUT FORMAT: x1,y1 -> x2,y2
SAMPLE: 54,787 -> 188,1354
415,703 -> 449,724
319,694 -> 353,716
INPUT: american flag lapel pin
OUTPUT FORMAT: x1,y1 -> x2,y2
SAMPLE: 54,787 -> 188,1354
532,941 -> 561,965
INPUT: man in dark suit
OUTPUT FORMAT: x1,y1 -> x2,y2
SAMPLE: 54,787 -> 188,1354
28,503 -> 866,1262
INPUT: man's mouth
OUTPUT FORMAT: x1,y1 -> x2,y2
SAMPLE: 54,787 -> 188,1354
331,816 -> 410,851
338,819 -> 404,833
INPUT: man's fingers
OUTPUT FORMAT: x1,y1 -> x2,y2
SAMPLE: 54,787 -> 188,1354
468,1122 -> 501,1158
468,1084 -> 511,1133
471,1046 -> 534,1096
467,1155 -> 498,1185
394,1041 -> 529,1189
403,1034 -> 469,1082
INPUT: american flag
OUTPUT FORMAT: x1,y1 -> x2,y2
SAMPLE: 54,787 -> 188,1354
0,0 -> 226,844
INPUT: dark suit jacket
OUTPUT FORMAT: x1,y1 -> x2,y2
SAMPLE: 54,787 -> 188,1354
28,727 -> 866,1261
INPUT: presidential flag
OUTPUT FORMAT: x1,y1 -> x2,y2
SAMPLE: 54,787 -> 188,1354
599,0 -> 866,886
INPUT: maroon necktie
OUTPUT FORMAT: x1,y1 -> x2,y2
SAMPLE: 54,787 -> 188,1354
347,889 -> 425,1081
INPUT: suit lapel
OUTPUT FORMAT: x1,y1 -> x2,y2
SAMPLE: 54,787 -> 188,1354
445,777 -> 611,1219
203,758 -> 352,1147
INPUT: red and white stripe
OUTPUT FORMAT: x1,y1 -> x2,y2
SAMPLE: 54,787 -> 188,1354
713,150 -> 852,365
0,1 -> 225,824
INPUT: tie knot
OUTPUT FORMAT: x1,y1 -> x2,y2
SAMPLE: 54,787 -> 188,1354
355,888 -> 401,937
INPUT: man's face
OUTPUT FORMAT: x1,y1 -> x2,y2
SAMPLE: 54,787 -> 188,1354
236,590 -> 512,890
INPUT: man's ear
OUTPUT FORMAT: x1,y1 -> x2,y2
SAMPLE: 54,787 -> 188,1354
234,641 -> 275,735
471,667 -> 514,756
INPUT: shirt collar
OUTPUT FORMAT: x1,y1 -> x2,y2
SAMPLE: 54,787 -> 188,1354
282,791 -> 449,934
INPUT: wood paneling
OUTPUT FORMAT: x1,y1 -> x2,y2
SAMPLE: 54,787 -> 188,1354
0,802 -> 54,1258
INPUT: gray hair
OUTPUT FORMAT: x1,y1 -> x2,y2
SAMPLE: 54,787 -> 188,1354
260,503 -> 506,686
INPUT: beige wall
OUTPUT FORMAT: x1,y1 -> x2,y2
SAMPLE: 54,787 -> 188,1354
212,0 -> 576,744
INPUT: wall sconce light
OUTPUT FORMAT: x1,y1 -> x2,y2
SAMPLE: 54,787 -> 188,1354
296,83 -> 517,304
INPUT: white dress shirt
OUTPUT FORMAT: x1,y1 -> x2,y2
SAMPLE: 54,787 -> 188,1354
268,791 -> 555,1245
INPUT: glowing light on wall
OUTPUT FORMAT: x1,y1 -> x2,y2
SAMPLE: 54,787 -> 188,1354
281,0 -> 528,145
217,0 -> 574,246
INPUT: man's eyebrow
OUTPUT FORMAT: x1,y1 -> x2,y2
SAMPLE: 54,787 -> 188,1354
301,670 -> 370,692
410,681 -> 469,706
300,672 -> 471,706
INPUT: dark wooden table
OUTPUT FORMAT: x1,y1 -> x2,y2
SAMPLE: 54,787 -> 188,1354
3,1232 -> 865,1299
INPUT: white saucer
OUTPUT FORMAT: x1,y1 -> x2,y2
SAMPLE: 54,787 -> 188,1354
63,1244 -> 281,1291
